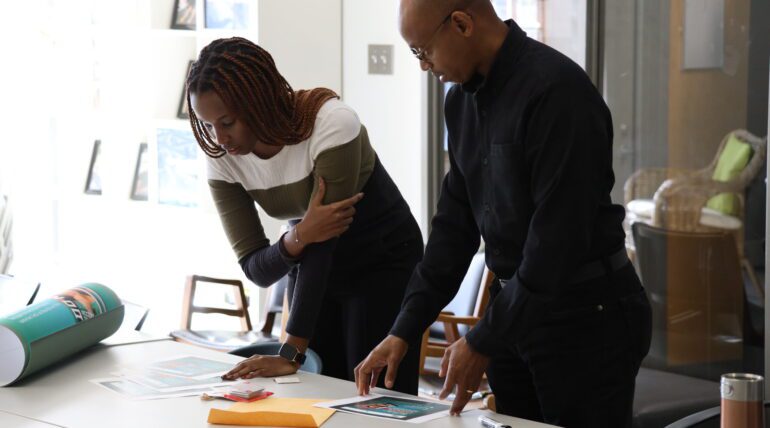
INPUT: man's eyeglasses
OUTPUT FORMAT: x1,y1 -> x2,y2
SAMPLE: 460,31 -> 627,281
410,12 -> 453,62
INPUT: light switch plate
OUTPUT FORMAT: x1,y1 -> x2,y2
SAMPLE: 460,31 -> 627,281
368,44 -> 394,75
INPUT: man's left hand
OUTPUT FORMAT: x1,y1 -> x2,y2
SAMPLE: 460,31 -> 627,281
438,337 -> 490,415
223,355 -> 299,380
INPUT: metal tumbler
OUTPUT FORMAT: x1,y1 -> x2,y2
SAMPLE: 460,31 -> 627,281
720,373 -> 764,428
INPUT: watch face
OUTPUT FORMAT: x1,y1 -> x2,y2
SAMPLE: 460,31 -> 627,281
279,343 -> 298,361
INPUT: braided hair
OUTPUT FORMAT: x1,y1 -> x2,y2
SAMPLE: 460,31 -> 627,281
186,37 -> 339,158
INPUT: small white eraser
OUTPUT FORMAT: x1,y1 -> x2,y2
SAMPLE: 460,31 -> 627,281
274,377 -> 301,384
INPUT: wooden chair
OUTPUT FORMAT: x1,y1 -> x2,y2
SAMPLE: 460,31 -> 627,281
418,253 -> 495,376
624,130 -> 766,231
170,274 -> 285,352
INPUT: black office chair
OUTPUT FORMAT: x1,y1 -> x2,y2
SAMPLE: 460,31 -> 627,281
632,222 -> 745,380
665,401 -> 770,427
631,223 -> 742,428
229,341 -> 323,374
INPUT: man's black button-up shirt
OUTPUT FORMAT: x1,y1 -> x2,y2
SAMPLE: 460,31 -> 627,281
391,20 -> 626,355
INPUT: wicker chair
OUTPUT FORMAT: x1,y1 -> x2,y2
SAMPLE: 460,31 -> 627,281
623,129 -> 767,297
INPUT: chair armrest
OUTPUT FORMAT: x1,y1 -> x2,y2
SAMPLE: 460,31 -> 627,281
624,168 -> 696,204
436,313 -> 481,325
436,313 -> 480,343
652,177 -> 744,230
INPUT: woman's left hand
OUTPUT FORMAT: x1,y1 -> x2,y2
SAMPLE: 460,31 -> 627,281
223,355 -> 298,380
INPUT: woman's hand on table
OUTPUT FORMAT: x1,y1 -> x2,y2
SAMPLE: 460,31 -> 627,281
222,355 -> 298,380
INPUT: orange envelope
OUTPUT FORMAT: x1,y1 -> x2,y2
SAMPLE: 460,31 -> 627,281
208,397 -> 336,427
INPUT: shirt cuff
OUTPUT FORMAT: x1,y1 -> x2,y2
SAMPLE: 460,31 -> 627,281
464,323 -> 498,356
389,311 -> 426,345
277,231 -> 301,266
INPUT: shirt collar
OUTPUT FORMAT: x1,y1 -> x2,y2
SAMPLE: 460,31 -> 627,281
461,19 -> 528,95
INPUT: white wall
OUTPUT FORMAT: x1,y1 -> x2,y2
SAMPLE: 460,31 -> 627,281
341,0 -> 429,233
259,0 -> 342,95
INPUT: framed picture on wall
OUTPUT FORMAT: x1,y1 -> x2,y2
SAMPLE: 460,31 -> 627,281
130,143 -> 149,201
154,126 -> 201,208
204,0 -> 255,30
84,139 -> 102,195
177,60 -> 194,119
171,0 -> 196,30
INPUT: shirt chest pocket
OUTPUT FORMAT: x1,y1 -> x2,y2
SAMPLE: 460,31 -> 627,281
489,142 -> 518,159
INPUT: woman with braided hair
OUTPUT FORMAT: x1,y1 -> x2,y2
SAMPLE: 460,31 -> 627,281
186,37 -> 423,394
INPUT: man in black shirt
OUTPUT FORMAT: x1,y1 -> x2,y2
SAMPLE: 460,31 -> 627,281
355,0 -> 652,426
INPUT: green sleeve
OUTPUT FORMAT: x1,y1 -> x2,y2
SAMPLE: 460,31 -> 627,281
311,126 -> 375,204
208,179 -> 270,260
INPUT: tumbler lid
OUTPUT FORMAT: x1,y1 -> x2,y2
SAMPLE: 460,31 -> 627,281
721,373 -> 764,402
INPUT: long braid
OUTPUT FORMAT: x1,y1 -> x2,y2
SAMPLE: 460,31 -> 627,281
186,37 -> 338,157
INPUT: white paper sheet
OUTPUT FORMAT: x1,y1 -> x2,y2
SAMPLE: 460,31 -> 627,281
141,354 -> 234,379
90,377 -> 216,400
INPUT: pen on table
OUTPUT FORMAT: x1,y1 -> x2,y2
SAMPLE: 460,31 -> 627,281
478,415 -> 512,428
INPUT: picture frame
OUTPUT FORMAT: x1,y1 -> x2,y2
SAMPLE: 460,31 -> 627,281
171,0 -> 196,30
154,126 -> 201,208
84,139 -> 102,195
130,143 -> 149,201
204,0 -> 255,30
177,60 -> 194,120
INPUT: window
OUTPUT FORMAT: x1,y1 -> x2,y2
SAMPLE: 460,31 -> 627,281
605,0 -> 768,382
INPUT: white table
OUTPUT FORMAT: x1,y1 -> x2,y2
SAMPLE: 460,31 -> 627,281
0,340 -> 556,428
0,411 -> 58,427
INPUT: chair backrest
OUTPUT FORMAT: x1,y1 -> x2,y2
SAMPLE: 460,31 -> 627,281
259,275 -> 287,335
121,300 -> 150,331
444,253 -> 487,316
632,222 -> 744,378
706,130 -> 767,188
266,276 -> 286,315
664,405 -> 720,428
228,341 -> 323,374
0,274 -> 40,316
180,275 -> 252,332
429,253 -> 489,338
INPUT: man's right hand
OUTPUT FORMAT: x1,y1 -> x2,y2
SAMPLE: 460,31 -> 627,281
354,335 -> 408,395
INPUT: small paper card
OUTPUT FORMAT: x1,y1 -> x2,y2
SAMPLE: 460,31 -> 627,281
274,377 -> 301,384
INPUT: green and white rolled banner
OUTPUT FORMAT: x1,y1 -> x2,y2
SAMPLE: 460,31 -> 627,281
0,283 -> 124,386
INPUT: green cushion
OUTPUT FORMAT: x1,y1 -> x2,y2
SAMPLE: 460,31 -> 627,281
706,134 -> 752,215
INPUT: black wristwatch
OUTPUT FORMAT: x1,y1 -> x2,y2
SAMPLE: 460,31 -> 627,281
278,342 -> 307,365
